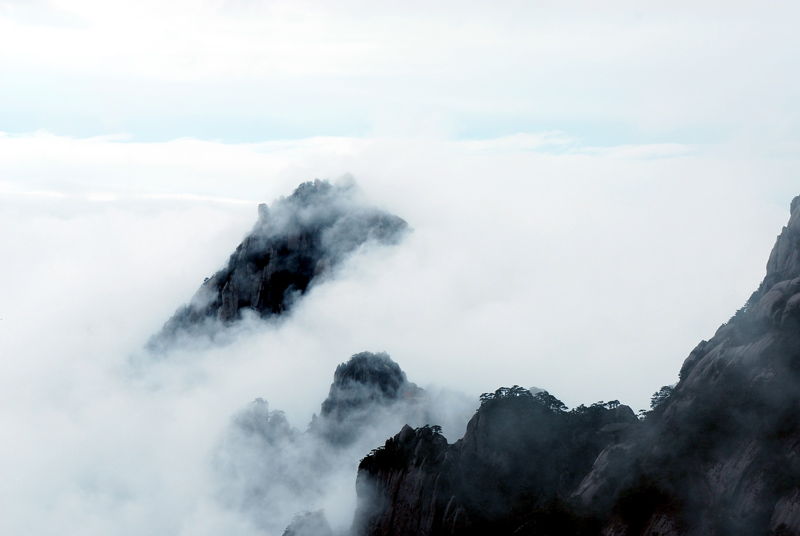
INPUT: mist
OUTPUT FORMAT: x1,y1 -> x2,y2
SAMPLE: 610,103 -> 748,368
2,132 -> 800,534
3,0 -> 800,532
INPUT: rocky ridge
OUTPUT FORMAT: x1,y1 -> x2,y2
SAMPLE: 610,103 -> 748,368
313,352 -> 425,445
353,195 -> 800,536
353,390 -> 637,536
149,180 -> 407,349
216,352 -> 441,534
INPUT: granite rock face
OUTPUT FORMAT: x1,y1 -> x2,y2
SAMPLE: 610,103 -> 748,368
314,352 -> 425,444
321,352 -> 423,421
149,180 -> 407,349
354,390 -> 638,536
354,195 -> 800,536
578,195 -> 800,536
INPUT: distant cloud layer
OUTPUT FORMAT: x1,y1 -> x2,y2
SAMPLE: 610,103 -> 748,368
2,131 -> 799,534
2,131 -> 798,411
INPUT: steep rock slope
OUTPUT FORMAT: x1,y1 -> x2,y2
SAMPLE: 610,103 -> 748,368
313,351 -> 425,444
149,180 -> 407,349
354,195 -> 800,536
215,352 -> 432,533
576,194 -> 800,536
353,389 -> 638,536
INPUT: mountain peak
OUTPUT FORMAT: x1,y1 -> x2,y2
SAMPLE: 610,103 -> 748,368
148,180 -> 408,350
352,193 -> 800,536
313,351 -> 424,445
320,351 -> 422,421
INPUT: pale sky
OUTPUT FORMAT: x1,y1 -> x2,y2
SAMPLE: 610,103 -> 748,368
2,0 -> 800,143
2,2 -> 800,535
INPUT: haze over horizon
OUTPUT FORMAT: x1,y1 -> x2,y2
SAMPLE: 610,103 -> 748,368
3,1 -> 800,535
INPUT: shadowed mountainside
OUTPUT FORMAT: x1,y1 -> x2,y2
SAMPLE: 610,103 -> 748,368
148,179 -> 407,350
574,194 -> 800,536
353,195 -> 800,536
215,352 -> 465,535
353,390 -> 637,536
313,351 -> 425,445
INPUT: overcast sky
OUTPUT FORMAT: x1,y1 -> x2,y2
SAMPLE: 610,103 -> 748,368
3,2 -> 800,535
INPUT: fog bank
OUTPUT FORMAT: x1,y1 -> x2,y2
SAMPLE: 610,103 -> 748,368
1,133 -> 798,534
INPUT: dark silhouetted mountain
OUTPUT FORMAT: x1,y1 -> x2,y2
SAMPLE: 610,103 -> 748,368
353,196 -> 800,536
572,194 -> 800,535
353,389 -> 637,536
215,352 -> 438,534
313,352 -> 425,444
148,179 -> 407,350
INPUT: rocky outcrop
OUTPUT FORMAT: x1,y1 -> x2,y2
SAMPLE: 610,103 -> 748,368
575,195 -> 800,536
320,352 -> 423,420
215,352 -> 434,533
354,389 -> 638,536
353,424 -> 455,536
149,180 -> 407,349
354,195 -> 800,536
313,352 -> 424,444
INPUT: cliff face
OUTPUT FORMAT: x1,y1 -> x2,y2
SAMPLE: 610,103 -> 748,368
314,352 -> 425,445
354,390 -> 638,536
354,196 -> 800,536
149,180 -> 407,349
320,352 -> 423,421
579,195 -> 800,536
216,352 -> 433,534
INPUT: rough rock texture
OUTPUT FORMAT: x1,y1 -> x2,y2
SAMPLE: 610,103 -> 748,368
149,180 -> 407,349
320,352 -> 424,421
312,351 -> 425,445
354,390 -> 638,536
217,352 -> 434,533
574,196 -> 800,536
354,195 -> 800,536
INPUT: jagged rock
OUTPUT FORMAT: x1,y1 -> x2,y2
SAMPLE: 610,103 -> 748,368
215,351 -> 439,532
578,195 -> 800,535
320,352 -> 423,421
354,424 -> 454,536
354,195 -> 800,536
148,180 -> 407,349
313,352 -> 425,445
353,390 -> 637,536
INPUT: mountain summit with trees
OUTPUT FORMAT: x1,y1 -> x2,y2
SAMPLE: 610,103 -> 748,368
352,195 -> 800,536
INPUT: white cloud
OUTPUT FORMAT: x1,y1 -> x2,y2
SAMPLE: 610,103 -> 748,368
3,1 -> 800,531
1,132 -> 798,533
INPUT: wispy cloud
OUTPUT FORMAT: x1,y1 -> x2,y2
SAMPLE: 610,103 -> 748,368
2,2 -> 799,142
2,132 -> 799,534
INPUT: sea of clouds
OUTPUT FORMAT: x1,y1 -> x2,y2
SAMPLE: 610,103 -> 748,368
1,132 -> 799,534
